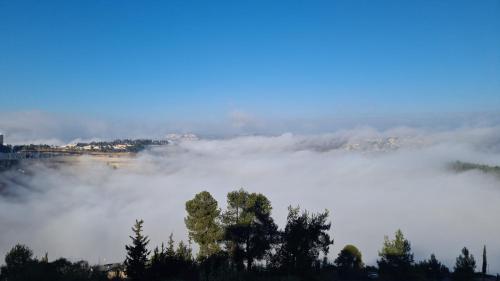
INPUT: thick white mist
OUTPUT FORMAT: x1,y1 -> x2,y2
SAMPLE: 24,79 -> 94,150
0,127 -> 499,273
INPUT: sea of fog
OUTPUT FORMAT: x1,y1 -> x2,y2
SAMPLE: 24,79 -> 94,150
1,126 -> 499,273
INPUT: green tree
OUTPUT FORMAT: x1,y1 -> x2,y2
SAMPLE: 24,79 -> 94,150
453,247 -> 476,281
273,206 -> 333,274
377,229 -> 414,281
334,244 -> 363,279
224,189 -> 250,225
223,189 -> 279,270
185,191 -> 223,259
124,219 -> 150,281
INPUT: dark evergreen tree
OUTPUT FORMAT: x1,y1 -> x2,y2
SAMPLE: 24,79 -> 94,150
176,240 -> 193,262
149,235 -> 197,281
272,206 -> 333,274
149,244 -> 166,281
0,244 -> 35,281
416,254 -> 449,281
175,240 -> 197,281
124,219 -> 150,281
166,233 -> 175,258
453,247 -> 476,281
222,189 -> 279,271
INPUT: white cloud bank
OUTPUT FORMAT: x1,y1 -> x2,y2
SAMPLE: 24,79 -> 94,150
2,110 -> 500,144
0,127 -> 500,273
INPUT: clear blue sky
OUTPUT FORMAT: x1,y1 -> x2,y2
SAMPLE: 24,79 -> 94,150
1,0 -> 499,121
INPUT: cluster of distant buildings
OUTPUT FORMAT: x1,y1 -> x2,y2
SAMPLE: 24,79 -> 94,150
0,133 -> 200,164
59,139 -> 170,153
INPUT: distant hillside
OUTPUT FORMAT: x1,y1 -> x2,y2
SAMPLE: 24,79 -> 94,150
451,161 -> 500,177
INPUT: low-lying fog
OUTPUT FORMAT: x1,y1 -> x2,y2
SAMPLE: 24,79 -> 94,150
1,126 -> 499,272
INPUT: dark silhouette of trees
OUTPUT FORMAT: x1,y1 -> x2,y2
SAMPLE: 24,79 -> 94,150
149,243 -> 166,280
0,244 -> 34,281
378,229 -> 415,281
222,189 -> 251,270
335,244 -> 364,279
166,233 -> 175,257
185,191 -> 223,259
272,206 -> 333,275
124,219 -> 150,281
453,247 -> 476,281
4,189 -> 496,281
49,258 -> 99,281
0,244 -> 107,281
416,254 -> 450,281
176,239 -> 193,261
222,189 -> 279,271
149,233 -> 196,281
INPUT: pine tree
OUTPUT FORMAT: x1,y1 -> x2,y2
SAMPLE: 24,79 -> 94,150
453,247 -> 476,281
416,254 -> 450,281
377,229 -> 414,281
125,219 -> 150,281
176,240 -> 193,261
166,233 -> 176,258
273,206 -> 333,274
185,191 -> 223,259
222,189 -> 279,270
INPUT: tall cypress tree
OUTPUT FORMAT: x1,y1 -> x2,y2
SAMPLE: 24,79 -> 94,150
482,245 -> 487,275
125,219 -> 150,281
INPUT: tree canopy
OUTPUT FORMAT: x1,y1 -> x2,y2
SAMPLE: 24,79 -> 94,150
416,254 -> 449,281
272,206 -> 333,274
453,247 -> 476,281
335,244 -> 364,279
222,189 -> 279,270
185,191 -> 223,259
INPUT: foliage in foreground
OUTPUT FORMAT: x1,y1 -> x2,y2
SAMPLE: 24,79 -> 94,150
0,189 -> 492,281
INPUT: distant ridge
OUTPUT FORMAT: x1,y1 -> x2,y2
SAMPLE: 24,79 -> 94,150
451,161 -> 500,177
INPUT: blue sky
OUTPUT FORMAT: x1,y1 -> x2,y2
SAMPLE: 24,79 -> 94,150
1,0 -> 499,122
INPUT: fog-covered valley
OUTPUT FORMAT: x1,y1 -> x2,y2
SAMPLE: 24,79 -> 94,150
1,126 -> 499,272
